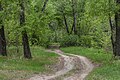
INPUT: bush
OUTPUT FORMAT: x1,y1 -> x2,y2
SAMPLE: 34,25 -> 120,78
59,34 -> 79,47
79,35 -> 92,47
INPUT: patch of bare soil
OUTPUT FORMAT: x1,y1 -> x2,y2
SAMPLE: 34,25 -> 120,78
28,49 -> 94,80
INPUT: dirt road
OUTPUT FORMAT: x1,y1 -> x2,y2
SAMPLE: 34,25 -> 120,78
28,49 -> 94,80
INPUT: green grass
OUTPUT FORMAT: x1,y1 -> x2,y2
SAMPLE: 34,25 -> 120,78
0,46 -> 59,80
61,47 -> 120,80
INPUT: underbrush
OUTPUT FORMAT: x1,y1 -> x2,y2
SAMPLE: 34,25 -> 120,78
61,47 -> 120,80
0,46 -> 59,80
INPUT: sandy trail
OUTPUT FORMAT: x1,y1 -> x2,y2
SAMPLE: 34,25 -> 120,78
64,53 -> 94,80
28,49 -> 94,80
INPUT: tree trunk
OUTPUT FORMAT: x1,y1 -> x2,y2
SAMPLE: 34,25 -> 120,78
22,30 -> 32,59
71,0 -> 77,35
109,0 -> 116,56
0,2 -> 7,56
0,26 -> 7,56
63,13 -> 69,34
109,15 -> 116,56
115,0 -> 120,56
20,0 -> 32,59
115,14 -> 120,56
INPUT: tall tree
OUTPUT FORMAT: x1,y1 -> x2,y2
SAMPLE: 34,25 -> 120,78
57,1 -> 70,34
62,10 -> 69,34
0,1 -> 7,56
19,0 -> 32,59
108,0 -> 116,56
71,0 -> 77,35
115,0 -> 120,56
109,15 -> 116,56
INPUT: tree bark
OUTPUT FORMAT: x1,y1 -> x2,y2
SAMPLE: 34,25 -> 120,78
109,15 -> 116,56
115,0 -> 120,56
71,0 -> 77,35
0,26 -> 7,56
20,0 -> 32,59
109,0 -> 116,56
0,2 -> 7,56
22,30 -> 32,58
62,13 -> 69,34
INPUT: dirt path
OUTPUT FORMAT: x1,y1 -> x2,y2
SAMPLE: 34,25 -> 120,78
28,49 -> 94,80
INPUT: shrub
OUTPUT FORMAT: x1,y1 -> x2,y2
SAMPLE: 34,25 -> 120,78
79,35 -> 92,47
59,34 -> 79,47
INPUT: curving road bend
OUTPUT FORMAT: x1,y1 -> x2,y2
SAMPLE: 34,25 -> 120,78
28,49 -> 94,80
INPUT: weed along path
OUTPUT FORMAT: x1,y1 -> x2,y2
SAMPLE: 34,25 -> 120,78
28,49 -> 94,80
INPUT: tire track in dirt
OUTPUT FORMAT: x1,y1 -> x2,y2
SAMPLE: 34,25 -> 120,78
28,49 -> 94,80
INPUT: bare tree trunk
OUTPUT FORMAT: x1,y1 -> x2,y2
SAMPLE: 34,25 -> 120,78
62,12 -> 69,34
0,2 -> 7,56
0,26 -> 7,56
115,14 -> 120,56
115,0 -> 120,56
20,0 -> 32,59
71,0 -> 77,35
22,30 -> 32,58
109,15 -> 116,56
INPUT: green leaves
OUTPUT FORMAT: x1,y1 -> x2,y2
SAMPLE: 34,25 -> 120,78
0,0 -> 116,48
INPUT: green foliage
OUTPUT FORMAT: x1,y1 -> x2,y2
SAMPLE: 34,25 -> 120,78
79,35 -> 92,47
1,0 -> 114,49
59,34 -> 79,47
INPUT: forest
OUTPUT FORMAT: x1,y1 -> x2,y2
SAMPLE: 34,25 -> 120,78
0,0 -> 120,80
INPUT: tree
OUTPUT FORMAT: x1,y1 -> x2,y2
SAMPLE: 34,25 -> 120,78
109,15 -> 116,56
114,0 -> 120,56
0,0 -> 116,52
19,0 -> 32,59
108,0 -> 116,56
63,12 -> 69,34
0,1 -> 7,56
71,0 -> 77,35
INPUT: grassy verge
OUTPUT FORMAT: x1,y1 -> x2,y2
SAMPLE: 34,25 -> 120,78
61,47 -> 120,80
0,46 -> 59,80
